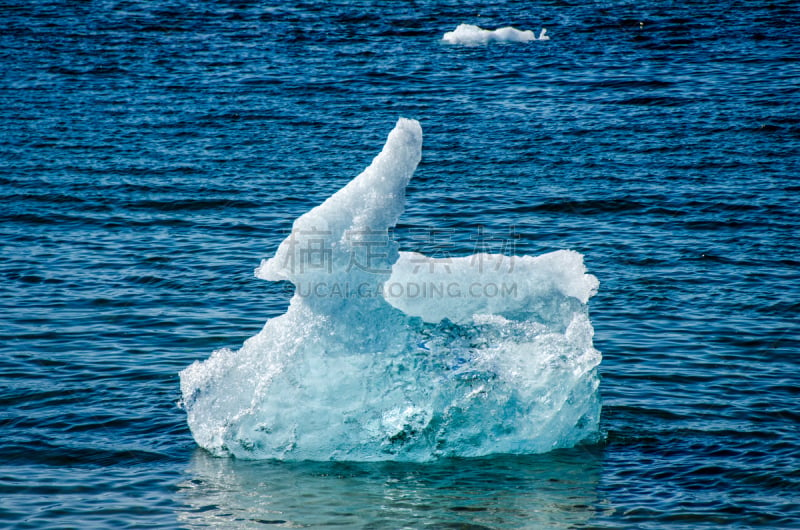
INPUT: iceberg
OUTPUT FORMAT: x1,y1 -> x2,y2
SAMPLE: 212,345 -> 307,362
179,118 -> 601,461
443,24 -> 550,45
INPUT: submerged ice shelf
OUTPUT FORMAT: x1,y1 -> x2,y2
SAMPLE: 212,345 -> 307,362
180,119 -> 601,461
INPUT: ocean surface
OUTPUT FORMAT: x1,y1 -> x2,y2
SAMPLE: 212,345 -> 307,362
2,0 -> 799,528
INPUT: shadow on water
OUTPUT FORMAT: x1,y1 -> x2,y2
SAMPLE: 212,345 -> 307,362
176,445 -> 604,528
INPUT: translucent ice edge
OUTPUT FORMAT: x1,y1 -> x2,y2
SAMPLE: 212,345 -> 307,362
443,24 -> 550,45
179,118 -> 601,462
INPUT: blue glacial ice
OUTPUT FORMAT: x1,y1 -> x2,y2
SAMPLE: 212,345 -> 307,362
179,118 -> 601,461
442,24 -> 549,45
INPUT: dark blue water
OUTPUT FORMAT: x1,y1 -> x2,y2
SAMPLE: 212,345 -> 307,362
2,0 -> 799,527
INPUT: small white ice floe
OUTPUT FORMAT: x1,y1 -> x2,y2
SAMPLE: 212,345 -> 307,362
442,24 -> 550,45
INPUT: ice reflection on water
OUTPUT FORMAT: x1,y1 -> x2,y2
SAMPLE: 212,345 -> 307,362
177,446 -> 603,528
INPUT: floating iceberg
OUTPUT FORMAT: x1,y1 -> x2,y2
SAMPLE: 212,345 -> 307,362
179,118 -> 601,462
443,24 -> 549,45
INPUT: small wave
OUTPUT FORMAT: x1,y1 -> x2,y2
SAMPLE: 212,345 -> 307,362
125,198 -> 261,211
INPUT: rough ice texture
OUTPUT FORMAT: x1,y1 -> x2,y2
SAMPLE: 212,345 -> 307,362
385,251 -> 598,325
179,118 -> 601,462
442,24 -> 549,45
